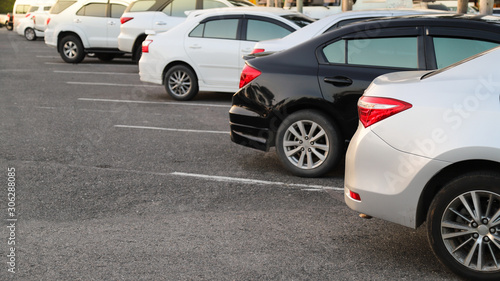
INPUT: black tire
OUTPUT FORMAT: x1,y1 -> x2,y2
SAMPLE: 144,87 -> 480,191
59,35 -> 85,63
275,110 -> 342,177
164,65 -> 198,101
427,171 -> 500,281
95,53 -> 116,61
133,45 -> 142,63
6,23 -> 12,31
24,27 -> 36,41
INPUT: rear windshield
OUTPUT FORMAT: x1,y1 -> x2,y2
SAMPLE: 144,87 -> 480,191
281,14 -> 315,28
50,1 -> 77,14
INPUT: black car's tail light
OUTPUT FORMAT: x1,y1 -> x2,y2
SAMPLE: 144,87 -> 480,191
239,65 -> 261,88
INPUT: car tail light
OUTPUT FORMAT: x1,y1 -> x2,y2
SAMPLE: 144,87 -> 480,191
120,17 -> 133,24
250,48 -> 265,54
25,13 -> 31,18
142,40 -> 153,53
239,64 -> 261,88
358,96 -> 412,128
46,18 -> 51,25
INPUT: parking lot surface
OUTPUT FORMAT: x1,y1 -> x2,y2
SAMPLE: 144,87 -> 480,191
0,28 -> 458,280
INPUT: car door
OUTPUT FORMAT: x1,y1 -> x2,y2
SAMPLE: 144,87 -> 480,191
317,27 -> 425,138
153,0 -> 196,33
184,16 -> 242,89
107,2 -> 128,48
75,2 -> 108,47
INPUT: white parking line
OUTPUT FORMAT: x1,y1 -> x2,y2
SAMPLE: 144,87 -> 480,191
78,98 -> 230,108
67,81 -> 161,87
55,70 -> 137,75
114,125 -> 229,134
171,172 -> 343,191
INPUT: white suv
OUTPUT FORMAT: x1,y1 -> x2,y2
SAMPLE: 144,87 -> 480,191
45,0 -> 133,63
16,3 -> 54,41
118,0 -> 254,62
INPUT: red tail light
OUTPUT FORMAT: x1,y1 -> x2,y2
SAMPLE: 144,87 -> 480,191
251,48 -> 265,54
120,17 -> 134,24
239,64 -> 261,88
142,39 -> 153,53
348,189 -> 361,201
25,13 -> 31,18
46,18 -> 51,25
358,96 -> 412,128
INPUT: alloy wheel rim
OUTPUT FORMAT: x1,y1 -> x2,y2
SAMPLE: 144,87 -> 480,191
168,70 -> 191,97
283,120 -> 329,170
441,190 -> 500,272
25,29 -> 35,40
63,41 -> 77,59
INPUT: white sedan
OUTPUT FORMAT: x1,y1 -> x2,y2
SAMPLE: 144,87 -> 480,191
251,9 -> 448,55
345,46 -> 500,280
139,7 -> 314,100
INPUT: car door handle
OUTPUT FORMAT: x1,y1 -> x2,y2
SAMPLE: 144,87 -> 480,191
74,19 -> 81,23
108,21 -> 116,25
324,76 -> 353,87
189,44 -> 201,49
241,48 -> 252,53
155,21 -> 167,25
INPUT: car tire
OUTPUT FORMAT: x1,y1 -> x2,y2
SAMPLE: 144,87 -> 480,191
59,35 -> 85,63
427,171 -> 500,281
95,53 -> 116,61
275,110 -> 342,177
6,23 -> 12,31
24,27 -> 36,41
164,65 -> 198,101
133,45 -> 142,63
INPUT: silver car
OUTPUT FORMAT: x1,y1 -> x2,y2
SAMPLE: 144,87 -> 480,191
345,46 -> 500,280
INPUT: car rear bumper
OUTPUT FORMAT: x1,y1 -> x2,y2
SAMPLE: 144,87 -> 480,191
229,105 -> 274,152
344,124 -> 448,229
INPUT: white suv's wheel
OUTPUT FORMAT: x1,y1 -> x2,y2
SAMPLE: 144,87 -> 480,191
59,35 -> 85,63
427,171 -> 500,281
24,27 -> 36,41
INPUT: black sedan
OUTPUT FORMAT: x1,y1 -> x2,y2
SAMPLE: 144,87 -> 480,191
230,14 -> 500,177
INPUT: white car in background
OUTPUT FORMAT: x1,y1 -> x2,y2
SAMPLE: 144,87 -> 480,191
345,46 -> 500,280
118,0 -> 255,62
16,3 -> 54,40
139,7 -> 314,100
45,0 -> 133,63
251,9 -> 448,55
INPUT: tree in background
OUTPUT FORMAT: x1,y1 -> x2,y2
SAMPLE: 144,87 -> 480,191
0,0 -> 15,14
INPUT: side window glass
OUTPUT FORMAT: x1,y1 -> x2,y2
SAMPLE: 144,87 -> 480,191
433,37 -> 499,68
203,0 -> 227,8
170,0 -> 196,17
203,19 -> 238,39
323,40 -> 345,64
246,19 -> 292,41
76,3 -> 107,17
162,3 -> 171,16
110,4 -> 127,18
189,24 -> 204,37
347,37 -> 418,68
44,6 -> 52,11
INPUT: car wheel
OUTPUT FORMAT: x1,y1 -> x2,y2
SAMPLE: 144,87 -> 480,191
24,28 -> 36,41
275,110 -> 342,177
6,23 -> 12,31
164,65 -> 198,101
133,45 -> 142,63
95,53 -> 116,61
427,171 -> 500,281
59,35 -> 85,63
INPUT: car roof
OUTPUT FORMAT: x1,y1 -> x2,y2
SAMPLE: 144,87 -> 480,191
186,7 -> 308,19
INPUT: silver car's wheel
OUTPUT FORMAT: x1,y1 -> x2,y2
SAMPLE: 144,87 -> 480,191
428,172 -> 500,280
59,35 -> 85,63
276,110 -> 342,177
164,65 -> 198,101
24,27 -> 36,41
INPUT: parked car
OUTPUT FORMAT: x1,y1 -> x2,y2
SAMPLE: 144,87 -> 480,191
139,7 -> 314,100
344,46 -> 500,281
16,3 -> 54,40
12,0 -> 33,32
5,13 -> 13,30
119,0 -> 255,62
229,14 -> 500,177
251,9 -> 447,55
45,0 -> 133,63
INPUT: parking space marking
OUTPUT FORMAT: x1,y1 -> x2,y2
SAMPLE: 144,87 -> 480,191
67,82 -> 160,87
78,98 -> 230,108
55,70 -> 138,75
114,125 -> 229,134
171,172 -> 343,191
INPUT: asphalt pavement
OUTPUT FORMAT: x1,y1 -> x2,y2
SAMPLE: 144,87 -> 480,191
0,27 -> 460,280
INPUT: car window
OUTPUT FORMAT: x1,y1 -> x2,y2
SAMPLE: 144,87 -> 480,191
205,19 -> 239,39
164,0 -> 196,17
16,5 -> 31,14
28,6 -> 40,13
281,14 -> 314,28
77,3 -> 107,17
129,0 -> 157,11
203,0 -> 228,8
226,0 -> 255,6
111,3 -> 127,18
433,37 -> 499,68
323,37 -> 418,69
44,6 -> 52,11
50,1 -> 77,14
246,19 -> 292,41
